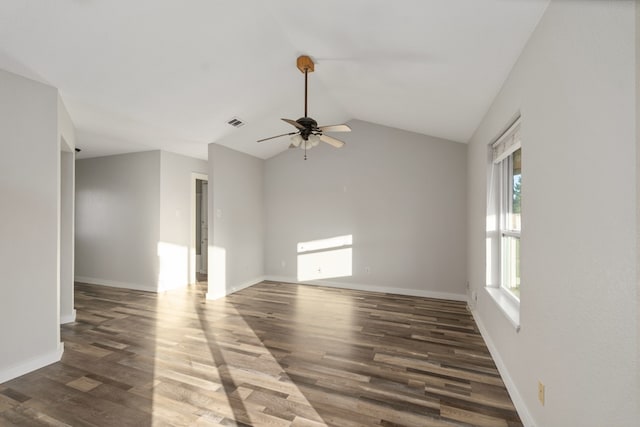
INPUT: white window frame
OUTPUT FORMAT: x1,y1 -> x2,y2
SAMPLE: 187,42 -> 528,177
498,151 -> 521,303
486,117 -> 522,330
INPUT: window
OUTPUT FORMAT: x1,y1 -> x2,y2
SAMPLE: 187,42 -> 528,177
500,148 -> 521,299
492,118 -> 522,301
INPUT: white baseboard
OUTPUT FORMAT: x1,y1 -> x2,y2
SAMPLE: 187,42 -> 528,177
75,276 -> 157,293
206,276 -> 265,300
265,276 -> 467,302
0,342 -> 64,384
470,308 -> 536,427
60,309 -> 76,325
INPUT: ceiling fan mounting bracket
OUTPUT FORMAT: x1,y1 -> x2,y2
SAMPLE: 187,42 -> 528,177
297,55 -> 314,73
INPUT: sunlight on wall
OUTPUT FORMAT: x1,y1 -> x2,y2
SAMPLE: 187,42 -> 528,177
157,242 -> 188,291
486,214 -> 497,232
486,237 -> 493,285
297,235 -> 353,281
297,235 -> 353,252
207,246 -> 227,300
189,245 -> 197,284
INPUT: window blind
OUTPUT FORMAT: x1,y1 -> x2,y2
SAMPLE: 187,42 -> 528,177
492,118 -> 521,164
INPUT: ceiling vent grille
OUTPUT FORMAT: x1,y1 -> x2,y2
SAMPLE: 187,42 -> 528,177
227,117 -> 245,128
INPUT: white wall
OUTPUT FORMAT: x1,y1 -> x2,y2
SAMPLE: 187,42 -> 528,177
159,151 -> 207,291
264,120 -> 467,300
207,143 -> 264,299
75,151 -> 161,291
636,0 -> 640,406
0,69 -> 63,382
58,96 -> 76,149
59,96 -> 76,324
467,1 -> 638,426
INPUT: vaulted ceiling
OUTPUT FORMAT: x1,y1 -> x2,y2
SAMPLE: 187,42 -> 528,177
0,0 -> 548,160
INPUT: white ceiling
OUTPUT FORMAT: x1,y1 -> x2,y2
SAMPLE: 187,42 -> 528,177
0,0 -> 549,160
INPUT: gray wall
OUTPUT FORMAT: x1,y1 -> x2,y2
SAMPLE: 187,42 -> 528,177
76,151 -> 162,291
59,96 -> 76,325
0,69 -> 63,382
636,2 -> 640,405
59,149 -> 75,323
207,143 -> 265,299
264,120 -> 467,299
467,1 -> 637,426
76,150 -> 207,292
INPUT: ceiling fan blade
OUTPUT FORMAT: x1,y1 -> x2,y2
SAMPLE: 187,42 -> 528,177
319,134 -> 345,148
257,132 -> 297,143
318,124 -> 351,133
281,118 -> 305,130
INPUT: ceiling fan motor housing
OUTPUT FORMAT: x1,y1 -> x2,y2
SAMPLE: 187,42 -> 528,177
296,116 -> 318,140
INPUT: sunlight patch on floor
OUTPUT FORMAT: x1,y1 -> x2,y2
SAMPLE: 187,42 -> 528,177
149,290 -> 325,426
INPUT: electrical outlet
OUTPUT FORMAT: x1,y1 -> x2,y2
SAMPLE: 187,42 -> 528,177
538,381 -> 545,405
364,266 -> 371,274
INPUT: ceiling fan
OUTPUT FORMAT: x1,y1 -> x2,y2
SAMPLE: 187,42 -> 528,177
257,55 -> 351,160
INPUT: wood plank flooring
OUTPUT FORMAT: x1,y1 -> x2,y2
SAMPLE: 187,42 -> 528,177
0,281 -> 522,426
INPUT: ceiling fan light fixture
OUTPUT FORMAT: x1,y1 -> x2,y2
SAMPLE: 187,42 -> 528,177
309,134 -> 320,147
290,134 -> 303,147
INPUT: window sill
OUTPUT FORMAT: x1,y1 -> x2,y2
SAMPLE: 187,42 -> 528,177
485,287 -> 521,332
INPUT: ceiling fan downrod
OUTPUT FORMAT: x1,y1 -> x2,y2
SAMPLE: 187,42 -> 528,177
304,67 -> 308,118
297,54 -> 314,118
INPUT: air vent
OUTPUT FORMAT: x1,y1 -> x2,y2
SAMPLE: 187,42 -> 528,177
227,117 -> 245,128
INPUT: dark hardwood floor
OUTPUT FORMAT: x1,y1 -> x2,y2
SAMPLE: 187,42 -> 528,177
0,281 -> 522,426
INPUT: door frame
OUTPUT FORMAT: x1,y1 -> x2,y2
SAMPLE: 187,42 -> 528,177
190,173 -> 208,284
199,180 -> 208,274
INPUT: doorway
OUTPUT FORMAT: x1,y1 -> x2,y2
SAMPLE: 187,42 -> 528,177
191,173 -> 208,284
196,179 -> 208,275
